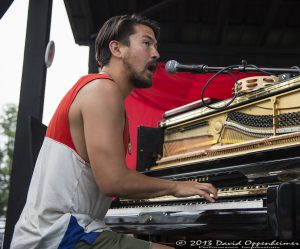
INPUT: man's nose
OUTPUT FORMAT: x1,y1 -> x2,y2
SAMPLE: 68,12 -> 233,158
151,47 -> 160,60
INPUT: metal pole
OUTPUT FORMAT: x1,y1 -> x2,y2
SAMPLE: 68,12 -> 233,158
3,0 -> 53,248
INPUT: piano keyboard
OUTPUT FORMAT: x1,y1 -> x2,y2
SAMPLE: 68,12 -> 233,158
106,198 -> 265,217
118,184 -> 269,205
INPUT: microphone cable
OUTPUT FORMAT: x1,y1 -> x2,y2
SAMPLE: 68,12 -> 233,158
200,62 -> 273,111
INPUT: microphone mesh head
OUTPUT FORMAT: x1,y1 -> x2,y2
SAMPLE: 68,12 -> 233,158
165,60 -> 178,74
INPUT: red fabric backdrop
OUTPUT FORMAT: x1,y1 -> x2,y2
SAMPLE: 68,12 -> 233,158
125,63 -> 260,169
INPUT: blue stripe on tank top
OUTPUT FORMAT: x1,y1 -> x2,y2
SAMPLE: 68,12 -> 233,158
58,215 -> 100,249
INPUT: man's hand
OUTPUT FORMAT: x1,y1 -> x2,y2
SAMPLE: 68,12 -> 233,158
172,181 -> 218,202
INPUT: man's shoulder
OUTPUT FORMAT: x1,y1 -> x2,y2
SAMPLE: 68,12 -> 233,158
78,73 -> 112,82
76,76 -> 122,106
72,73 -> 115,95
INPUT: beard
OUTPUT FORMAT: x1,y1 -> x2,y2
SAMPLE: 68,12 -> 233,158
123,57 -> 154,89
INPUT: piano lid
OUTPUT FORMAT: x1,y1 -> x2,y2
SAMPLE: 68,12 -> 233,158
163,98 -> 219,118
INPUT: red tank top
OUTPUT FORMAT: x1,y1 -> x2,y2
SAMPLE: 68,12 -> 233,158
46,73 -> 130,155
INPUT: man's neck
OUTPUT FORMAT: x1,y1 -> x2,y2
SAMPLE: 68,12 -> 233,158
100,65 -> 133,99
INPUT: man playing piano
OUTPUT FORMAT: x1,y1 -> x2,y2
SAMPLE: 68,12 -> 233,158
11,14 -> 217,249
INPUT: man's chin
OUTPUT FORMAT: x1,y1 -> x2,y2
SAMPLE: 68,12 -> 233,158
133,81 -> 153,89
133,76 -> 153,88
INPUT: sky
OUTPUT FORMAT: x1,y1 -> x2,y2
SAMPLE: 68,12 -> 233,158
0,0 -> 89,125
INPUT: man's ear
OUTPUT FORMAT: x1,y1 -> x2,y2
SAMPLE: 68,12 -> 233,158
109,40 -> 123,58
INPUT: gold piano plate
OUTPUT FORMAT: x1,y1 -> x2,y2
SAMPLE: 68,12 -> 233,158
154,132 -> 300,170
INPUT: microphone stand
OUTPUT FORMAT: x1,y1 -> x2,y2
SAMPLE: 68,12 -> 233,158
195,61 -> 300,75
199,65 -> 300,74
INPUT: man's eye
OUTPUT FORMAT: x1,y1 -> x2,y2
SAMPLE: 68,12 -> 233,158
143,41 -> 150,46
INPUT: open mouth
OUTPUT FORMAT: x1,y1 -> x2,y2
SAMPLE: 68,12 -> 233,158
146,62 -> 158,73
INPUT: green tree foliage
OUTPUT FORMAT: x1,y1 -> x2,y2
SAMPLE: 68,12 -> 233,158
0,104 -> 17,217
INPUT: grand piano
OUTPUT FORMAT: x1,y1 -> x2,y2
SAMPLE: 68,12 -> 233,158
105,74 -> 300,242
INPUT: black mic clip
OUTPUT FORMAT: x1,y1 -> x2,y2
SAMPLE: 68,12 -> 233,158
178,64 -> 207,74
241,59 -> 247,72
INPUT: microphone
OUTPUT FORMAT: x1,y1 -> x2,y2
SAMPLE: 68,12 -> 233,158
165,60 -> 207,74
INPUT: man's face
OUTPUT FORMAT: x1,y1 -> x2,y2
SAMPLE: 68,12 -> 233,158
122,24 -> 160,88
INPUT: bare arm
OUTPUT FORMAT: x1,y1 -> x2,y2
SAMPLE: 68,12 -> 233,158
79,80 -> 217,202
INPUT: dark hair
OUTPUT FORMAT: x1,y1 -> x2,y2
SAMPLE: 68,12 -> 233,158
95,14 -> 160,67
